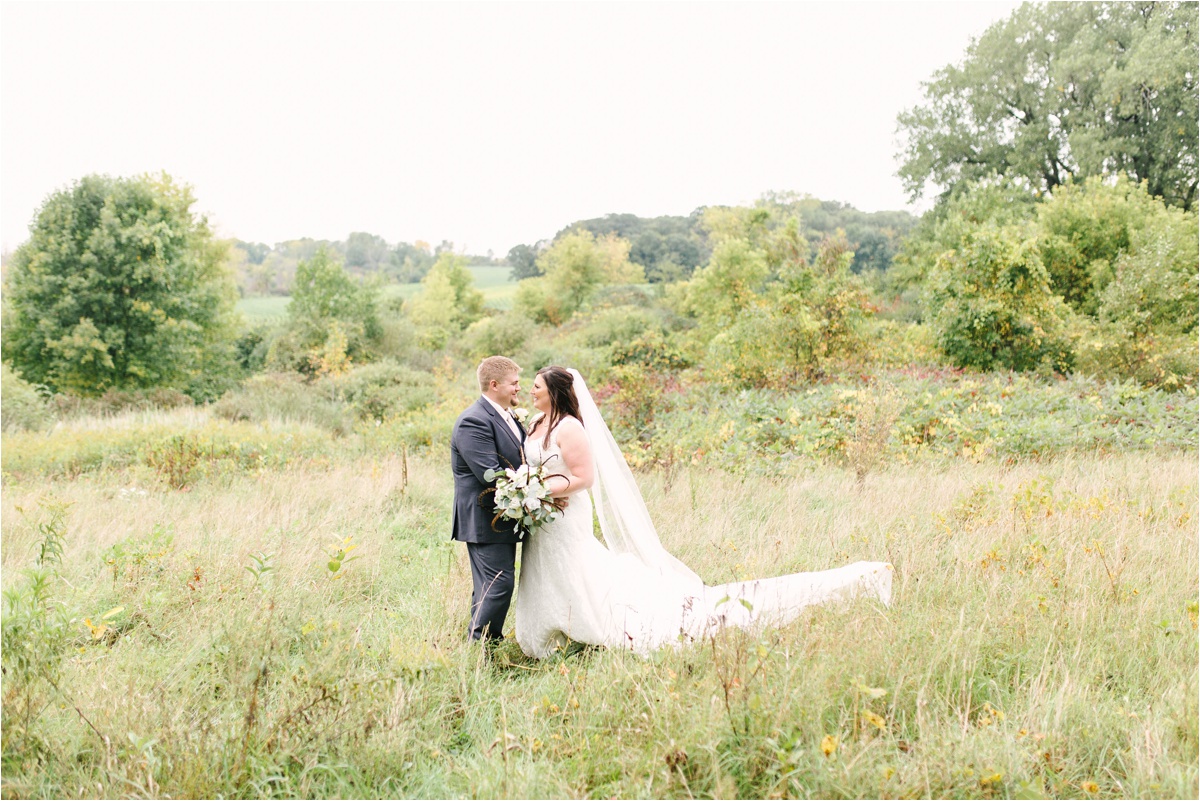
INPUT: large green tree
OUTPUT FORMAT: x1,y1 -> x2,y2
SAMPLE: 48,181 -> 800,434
2,173 -> 239,397
898,2 -> 1199,210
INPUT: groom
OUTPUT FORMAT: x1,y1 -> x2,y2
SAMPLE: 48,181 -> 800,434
450,355 -> 527,643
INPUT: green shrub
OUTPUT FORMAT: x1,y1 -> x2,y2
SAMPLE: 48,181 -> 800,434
327,360 -> 437,422
211,373 -> 351,434
460,312 -> 534,361
703,307 -> 784,389
1,364 -> 51,433
1074,325 -> 1199,390
373,313 -> 419,363
1036,176 -> 1179,314
234,323 -> 274,373
49,387 -> 195,420
861,320 -> 942,368
578,306 -> 662,348
610,330 -> 692,372
927,226 -> 1074,374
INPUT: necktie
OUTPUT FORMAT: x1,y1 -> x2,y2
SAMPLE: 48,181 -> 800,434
500,409 -> 520,440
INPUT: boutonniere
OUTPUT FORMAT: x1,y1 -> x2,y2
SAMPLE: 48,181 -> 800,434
511,407 -> 530,425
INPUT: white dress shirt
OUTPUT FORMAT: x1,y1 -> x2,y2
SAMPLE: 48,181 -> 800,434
482,395 -> 521,441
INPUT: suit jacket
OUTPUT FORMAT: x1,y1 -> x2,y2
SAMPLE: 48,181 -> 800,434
450,397 -> 527,544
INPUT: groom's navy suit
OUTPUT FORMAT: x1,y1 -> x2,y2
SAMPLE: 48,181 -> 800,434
451,397 -> 526,641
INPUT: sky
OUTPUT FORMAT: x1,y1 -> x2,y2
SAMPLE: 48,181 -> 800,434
1,1 -> 1021,257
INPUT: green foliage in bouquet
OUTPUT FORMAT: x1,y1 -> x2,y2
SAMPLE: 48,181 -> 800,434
483,460 -> 566,536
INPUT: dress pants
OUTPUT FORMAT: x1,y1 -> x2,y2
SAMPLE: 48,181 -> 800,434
466,541 -> 517,641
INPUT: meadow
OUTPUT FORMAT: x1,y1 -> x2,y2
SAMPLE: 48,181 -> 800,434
237,266 -> 518,322
1,376 -> 1196,799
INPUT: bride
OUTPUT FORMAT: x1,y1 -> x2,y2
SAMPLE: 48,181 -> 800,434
513,365 -> 892,659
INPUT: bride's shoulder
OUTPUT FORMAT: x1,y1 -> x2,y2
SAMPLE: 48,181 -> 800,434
554,416 -> 587,445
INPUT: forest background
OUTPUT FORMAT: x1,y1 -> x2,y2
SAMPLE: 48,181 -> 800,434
1,2 -> 1197,798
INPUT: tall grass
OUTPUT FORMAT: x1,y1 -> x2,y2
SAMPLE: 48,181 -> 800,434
2,407 -> 1195,798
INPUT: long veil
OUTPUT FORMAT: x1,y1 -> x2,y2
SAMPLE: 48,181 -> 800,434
569,369 -> 704,589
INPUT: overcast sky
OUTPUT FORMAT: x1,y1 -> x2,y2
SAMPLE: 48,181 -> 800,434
2,1 -> 1020,256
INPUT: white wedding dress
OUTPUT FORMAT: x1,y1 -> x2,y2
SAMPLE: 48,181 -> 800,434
513,370 -> 892,659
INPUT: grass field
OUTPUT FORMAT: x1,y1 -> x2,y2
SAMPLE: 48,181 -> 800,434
237,265 -> 518,322
1,402 -> 1196,798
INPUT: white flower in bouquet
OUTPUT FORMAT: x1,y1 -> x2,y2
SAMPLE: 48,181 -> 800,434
484,454 -> 566,536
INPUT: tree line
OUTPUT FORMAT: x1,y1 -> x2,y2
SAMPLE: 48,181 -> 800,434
2,1 -> 1195,407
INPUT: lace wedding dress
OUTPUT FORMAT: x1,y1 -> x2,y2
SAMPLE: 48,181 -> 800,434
513,371 -> 892,659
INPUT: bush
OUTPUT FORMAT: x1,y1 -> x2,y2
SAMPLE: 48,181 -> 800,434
610,330 -> 692,372
373,313 -> 419,363
57,387 -> 194,416
1,364 -> 51,432
577,307 -> 662,348
927,226 -> 1074,374
211,373 -> 352,434
1036,176 -> 1175,314
460,313 -> 534,361
234,323 -> 275,373
1074,325 -> 1199,390
327,361 -> 437,422
861,320 -> 942,369
703,307 -> 784,389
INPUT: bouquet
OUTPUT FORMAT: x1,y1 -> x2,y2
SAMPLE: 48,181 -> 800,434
483,455 -> 566,536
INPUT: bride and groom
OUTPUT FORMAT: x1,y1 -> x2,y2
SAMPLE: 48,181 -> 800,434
450,356 -> 892,659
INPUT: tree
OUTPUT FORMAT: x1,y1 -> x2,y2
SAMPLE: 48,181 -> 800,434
406,252 -> 485,348
2,173 -> 239,398
927,226 -> 1074,373
898,2 -> 1199,210
514,231 -> 643,325
1036,175 -> 1187,313
269,245 -> 381,374
682,238 -> 769,332
565,213 -> 710,281
234,240 -> 270,264
506,243 -> 542,280
343,232 -> 390,272
390,241 -> 436,283
695,231 -> 872,387
890,177 -> 1041,294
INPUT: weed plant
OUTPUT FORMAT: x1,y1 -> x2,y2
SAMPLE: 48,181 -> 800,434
1,404 -> 1195,798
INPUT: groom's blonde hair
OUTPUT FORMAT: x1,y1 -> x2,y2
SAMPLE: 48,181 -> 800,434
477,356 -> 521,392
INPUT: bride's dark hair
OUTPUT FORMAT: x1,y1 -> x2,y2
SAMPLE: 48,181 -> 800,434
538,365 -> 583,447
